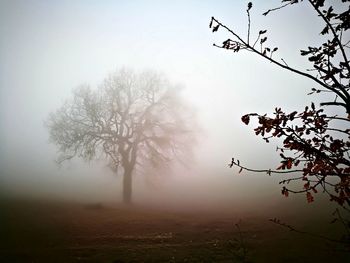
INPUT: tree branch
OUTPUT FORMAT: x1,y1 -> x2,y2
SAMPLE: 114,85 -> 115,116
211,17 -> 350,110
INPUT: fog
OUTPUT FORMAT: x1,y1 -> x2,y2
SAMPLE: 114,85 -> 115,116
0,0 -> 340,213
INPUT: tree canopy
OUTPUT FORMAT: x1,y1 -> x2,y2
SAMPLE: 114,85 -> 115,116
46,69 -> 195,203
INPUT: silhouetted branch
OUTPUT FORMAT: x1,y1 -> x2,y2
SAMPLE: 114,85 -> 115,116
269,218 -> 349,244
261,1 -> 294,16
247,2 -> 252,45
210,17 -> 350,112
229,158 -> 303,175
211,0 -> 350,208
308,0 -> 350,74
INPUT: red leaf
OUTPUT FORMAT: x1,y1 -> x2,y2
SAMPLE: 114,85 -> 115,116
306,192 -> 314,203
284,190 -> 289,197
281,187 -> 288,197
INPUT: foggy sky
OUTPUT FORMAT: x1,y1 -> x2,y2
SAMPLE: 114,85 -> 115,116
0,0 -> 340,209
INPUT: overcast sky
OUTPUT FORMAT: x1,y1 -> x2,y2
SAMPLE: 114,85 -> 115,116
0,0 -> 342,208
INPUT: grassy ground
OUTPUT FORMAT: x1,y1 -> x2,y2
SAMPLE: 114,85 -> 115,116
0,198 -> 349,262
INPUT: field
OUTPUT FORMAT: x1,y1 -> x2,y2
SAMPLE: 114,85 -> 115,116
0,198 -> 349,262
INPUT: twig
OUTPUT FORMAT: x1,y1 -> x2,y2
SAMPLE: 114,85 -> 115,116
229,158 -> 303,175
211,16 -> 350,112
262,2 -> 293,16
269,218 -> 349,244
281,58 -> 289,67
247,3 -> 252,45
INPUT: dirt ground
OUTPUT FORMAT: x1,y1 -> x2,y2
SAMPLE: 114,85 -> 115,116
0,198 -> 349,262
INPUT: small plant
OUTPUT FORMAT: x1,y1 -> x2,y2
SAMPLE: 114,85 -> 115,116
228,220 -> 250,263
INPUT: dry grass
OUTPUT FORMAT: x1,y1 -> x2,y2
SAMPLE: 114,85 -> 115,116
0,198 -> 349,262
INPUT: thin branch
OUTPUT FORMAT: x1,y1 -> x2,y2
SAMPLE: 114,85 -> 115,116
211,17 -> 350,110
308,0 -> 350,74
313,64 -> 350,103
281,58 -> 289,67
320,101 -> 348,108
334,208 -> 350,236
326,127 -> 350,135
269,218 -> 349,244
247,4 -> 251,45
229,158 -> 303,175
262,2 -> 293,16
325,116 -> 350,122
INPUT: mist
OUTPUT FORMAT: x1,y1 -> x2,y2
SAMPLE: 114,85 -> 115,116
2,1 -> 349,262
0,0 -> 341,212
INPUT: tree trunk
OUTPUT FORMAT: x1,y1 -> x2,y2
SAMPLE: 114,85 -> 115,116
123,168 -> 132,204
121,144 -> 137,204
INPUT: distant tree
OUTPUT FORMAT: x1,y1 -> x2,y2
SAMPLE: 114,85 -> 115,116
210,1 -> 350,209
46,69 -> 194,203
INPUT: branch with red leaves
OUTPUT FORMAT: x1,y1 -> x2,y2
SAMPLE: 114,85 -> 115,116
239,104 -> 350,207
210,1 -> 350,208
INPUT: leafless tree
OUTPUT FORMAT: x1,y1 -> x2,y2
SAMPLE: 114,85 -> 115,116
46,69 -> 195,203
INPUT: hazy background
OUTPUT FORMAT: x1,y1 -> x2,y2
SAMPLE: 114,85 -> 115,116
0,0 -> 340,212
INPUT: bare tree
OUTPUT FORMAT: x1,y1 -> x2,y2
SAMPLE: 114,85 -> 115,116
46,69 -> 195,203
210,1 -> 350,208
